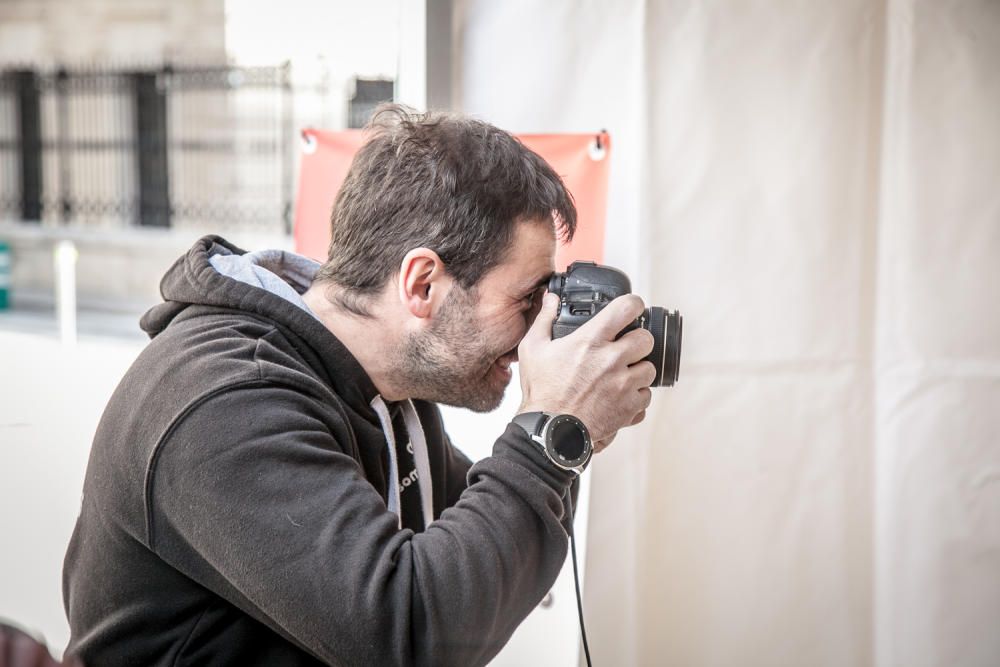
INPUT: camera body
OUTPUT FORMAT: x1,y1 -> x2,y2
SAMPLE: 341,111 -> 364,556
548,261 -> 682,387
549,262 -> 633,339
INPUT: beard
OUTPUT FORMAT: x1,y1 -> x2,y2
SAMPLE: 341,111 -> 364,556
395,284 -> 515,412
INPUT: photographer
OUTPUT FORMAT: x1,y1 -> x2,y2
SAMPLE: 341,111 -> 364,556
62,105 -> 653,666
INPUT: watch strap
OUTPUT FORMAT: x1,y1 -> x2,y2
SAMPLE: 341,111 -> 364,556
512,411 -> 549,438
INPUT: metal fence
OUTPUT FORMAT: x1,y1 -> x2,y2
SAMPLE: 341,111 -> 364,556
0,63 -> 334,234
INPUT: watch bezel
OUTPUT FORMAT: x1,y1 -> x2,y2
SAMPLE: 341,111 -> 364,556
538,413 -> 592,472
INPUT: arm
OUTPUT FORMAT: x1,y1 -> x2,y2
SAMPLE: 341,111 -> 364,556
148,385 -> 573,667
440,423 -> 474,510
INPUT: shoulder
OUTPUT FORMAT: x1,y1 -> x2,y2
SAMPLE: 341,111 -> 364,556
141,306 -> 332,397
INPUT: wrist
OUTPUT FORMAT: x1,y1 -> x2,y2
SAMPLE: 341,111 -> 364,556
492,423 -> 576,491
512,411 -> 593,475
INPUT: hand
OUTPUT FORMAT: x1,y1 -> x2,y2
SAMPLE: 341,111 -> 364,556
517,292 -> 655,446
593,408 -> 646,453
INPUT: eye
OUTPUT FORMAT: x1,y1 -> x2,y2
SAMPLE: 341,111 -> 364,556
520,287 -> 544,310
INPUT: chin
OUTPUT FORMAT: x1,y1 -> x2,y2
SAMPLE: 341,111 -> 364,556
434,385 -> 507,413
464,394 -> 506,414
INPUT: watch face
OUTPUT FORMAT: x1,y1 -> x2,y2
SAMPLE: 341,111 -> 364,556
548,416 -> 588,464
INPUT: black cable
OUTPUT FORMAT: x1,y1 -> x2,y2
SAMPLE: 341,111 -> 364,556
565,488 -> 593,667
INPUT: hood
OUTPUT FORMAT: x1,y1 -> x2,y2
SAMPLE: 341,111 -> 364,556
139,235 -> 381,413
141,235 -> 248,337
208,245 -> 320,319
141,236 -> 322,335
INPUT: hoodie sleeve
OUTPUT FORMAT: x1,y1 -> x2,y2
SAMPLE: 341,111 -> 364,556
147,383 -> 575,667
442,431 -> 474,509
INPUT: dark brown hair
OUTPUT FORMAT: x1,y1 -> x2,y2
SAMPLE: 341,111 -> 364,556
314,105 -> 577,314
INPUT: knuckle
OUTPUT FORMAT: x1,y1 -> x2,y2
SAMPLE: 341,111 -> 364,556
633,361 -> 656,389
639,387 -> 653,408
641,360 -> 657,384
639,328 -> 655,353
624,294 -> 645,316
623,330 -> 653,359
585,331 -> 606,350
610,294 -> 641,321
623,330 -> 652,361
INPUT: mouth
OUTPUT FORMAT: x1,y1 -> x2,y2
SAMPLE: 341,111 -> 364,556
498,347 -> 518,366
491,347 -> 519,380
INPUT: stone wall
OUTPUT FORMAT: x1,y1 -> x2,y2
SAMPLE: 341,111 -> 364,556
0,0 -> 226,66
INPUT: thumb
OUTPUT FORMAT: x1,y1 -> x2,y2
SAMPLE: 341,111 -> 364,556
524,292 -> 560,345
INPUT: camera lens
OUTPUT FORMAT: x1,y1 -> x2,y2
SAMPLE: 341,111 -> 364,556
644,307 -> 682,387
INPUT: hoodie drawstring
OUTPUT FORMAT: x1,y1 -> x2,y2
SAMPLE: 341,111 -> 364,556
400,400 -> 434,529
370,396 -> 434,530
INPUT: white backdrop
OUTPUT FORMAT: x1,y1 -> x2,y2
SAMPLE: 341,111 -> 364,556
458,1 -> 1000,666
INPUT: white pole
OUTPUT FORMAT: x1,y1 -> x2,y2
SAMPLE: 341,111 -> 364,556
54,240 -> 78,346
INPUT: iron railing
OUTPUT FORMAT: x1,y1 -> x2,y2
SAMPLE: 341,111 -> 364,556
0,63 -> 335,234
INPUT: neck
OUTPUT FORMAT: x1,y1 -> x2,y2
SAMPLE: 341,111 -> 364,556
302,281 -> 409,402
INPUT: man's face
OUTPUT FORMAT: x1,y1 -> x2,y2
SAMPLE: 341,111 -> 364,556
400,220 -> 556,412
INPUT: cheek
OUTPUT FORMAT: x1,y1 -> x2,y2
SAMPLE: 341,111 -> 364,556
483,309 -> 529,347
509,310 -> 533,343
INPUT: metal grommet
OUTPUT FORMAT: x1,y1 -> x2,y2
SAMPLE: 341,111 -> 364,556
301,130 -> 317,155
588,132 -> 607,161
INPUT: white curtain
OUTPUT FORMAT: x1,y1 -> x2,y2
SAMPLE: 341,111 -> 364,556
457,1 -> 1000,665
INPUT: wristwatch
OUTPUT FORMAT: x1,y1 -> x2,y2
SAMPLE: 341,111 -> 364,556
512,412 -> 593,475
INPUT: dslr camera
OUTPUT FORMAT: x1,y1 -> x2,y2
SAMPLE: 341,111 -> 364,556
548,261 -> 682,387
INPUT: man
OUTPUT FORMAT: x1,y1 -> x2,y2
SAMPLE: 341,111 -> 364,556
63,105 -> 654,666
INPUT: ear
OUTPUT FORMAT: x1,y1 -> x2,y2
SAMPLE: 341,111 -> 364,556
397,248 -> 452,320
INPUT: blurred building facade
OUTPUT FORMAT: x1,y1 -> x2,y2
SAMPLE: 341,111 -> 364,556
0,0 -> 227,65
0,0 -> 393,310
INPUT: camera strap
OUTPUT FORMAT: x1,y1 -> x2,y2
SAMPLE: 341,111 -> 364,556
565,487 -> 593,667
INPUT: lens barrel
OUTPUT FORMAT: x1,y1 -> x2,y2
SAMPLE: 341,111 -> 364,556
643,307 -> 682,387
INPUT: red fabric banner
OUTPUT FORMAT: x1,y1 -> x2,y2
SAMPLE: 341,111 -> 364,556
293,129 -> 611,271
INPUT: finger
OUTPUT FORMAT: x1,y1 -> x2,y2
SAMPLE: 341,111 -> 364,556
594,433 -> 616,453
618,328 -> 656,365
520,292 -> 560,347
626,360 -> 657,388
577,294 -> 646,342
636,387 -> 652,412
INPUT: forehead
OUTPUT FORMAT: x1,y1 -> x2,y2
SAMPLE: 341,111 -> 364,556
481,220 -> 557,292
